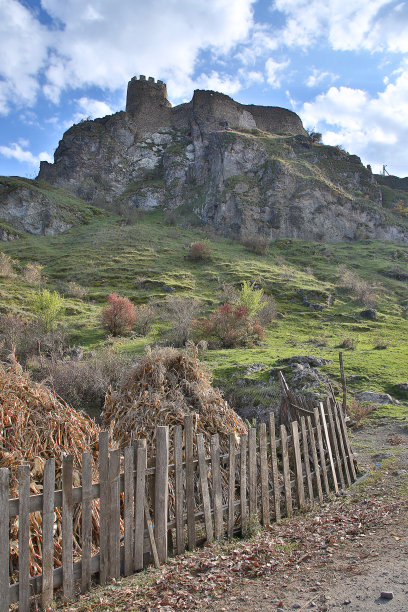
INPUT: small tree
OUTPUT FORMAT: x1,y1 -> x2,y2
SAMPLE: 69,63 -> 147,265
31,289 -> 64,332
102,293 -> 136,336
162,296 -> 200,346
237,281 -> 264,317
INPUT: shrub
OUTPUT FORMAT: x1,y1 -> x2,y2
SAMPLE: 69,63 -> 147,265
218,283 -> 239,305
237,281 -> 264,317
23,262 -> 44,286
188,241 -> 213,262
348,398 -> 375,426
338,266 -> 379,307
31,289 -> 64,332
101,293 -> 135,336
134,303 -> 157,336
339,337 -> 357,350
66,281 -> 88,298
196,303 -> 264,348
374,337 -> 390,350
257,295 -> 278,326
308,336 -> 328,347
0,252 -> 15,277
241,233 -> 269,255
162,296 -> 200,346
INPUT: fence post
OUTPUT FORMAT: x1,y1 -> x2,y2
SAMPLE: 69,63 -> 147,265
81,452 -> 92,592
227,433 -> 235,539
269,414 -> 281,522
155,426 -> 169,563
124,445 -> 134,576
313,407 -> 330,496
18,465 -> 30,612
42,458 -> 55,608
109,448 -> 121,580
248,427 -> 257,518
184,415 -> 196,550
300,416 -> 314,503
240,433 -> 248,535
174,426 -> 185,554
134,439 -> 147,571
291,421 -> 305,510
319,403 -> 338,493
259,423 -> 270,525
197,434 -> 214,542
0,468 -> 9,612
99,431 -> 110,584
307,416 -> 323,503
280,424 -> 293,518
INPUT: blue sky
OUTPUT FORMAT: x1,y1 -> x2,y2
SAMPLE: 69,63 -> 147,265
1,0 -> 408,178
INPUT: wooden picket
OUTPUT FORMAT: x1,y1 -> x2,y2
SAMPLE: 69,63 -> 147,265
2,399 -> 357,609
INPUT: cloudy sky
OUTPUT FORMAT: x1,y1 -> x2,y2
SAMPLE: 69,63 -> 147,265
1,0 -> 408,177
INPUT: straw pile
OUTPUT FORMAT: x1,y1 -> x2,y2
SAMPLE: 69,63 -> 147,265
103,345 -> 247,453
0,358 -> 100,577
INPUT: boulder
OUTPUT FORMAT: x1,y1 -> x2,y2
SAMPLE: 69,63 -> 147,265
360,308 -> 377,320
354,391 -> 396,404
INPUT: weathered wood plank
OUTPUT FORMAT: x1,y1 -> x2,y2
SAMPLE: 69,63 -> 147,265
325,400 -> 345,489
98,430 -> 110,584
248,427 -> 257,518
300,416 -> 314,503
124,446 -> 134,576
339,351 -> 347,416
211,433 -> 223,539
62,455 -> 74,600
307,416 -> 323,503
134,440 -> 147,571
333,401 -> 352,486
197,434 -> 214,542
144,497 -> 160,568
228,433 -> 235,539
184,415 -> 196,550
337,404 -> 357,480
42,458 -> 55,608
313,407 -> 330,496
18,465 -> 30,612
280,425 -> 293,518
0,468 -> 9,612
240,433 -> 248,535
259,423 -> 270,525
81,453 -> 92,593
291,421 -> 305,510
174,425 -> 185,554
109,449 -> 121,580
155,426 -> 169,564
269,414 -> 281,522
320,403 -> 338,493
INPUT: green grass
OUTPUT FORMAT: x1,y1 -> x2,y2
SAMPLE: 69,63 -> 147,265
1,210 -> 408,413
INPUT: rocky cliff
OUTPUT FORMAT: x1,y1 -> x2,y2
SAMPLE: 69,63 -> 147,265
22,77 -> 406,242
0,176 -> 102,240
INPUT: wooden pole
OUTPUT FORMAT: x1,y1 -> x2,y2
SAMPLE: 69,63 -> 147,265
339,351 -> 347,416
155,426 -> 169,564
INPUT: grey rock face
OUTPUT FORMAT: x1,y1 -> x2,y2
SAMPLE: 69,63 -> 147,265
35,79 -> 408,243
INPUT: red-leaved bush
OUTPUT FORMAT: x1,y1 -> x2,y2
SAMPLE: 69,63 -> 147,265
188,241 -> 213,262
101,293 -> 136,336
196,303 -> 264,348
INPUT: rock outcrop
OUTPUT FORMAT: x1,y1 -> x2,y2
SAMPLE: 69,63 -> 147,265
0,177 -> 102,240
36,76 -> 408,243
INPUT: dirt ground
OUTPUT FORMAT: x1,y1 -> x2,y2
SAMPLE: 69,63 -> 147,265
62,419 -> 408,612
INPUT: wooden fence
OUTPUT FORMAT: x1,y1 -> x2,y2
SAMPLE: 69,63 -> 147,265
0,400 -> 356,611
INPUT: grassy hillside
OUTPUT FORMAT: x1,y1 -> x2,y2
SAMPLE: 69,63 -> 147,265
1,209 -> 407,419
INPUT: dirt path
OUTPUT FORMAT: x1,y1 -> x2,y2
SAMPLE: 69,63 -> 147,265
62,419 -> 408,612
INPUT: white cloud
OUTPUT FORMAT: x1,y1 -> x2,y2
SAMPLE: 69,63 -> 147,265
265,58 -> 290,87
75,97 -> 114,121
273,0 -> 408,53
300,67 -> 408,176
0,142 -> 52,166
306,69 -> 337,88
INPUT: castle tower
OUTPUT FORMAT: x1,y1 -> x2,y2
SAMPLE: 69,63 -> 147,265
126,75 -> 171,114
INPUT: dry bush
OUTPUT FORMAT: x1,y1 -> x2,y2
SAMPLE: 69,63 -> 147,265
387,434 -> 406,445
373,337 -> 390,350
308,335 -> 328,347
188,241 -> 213,262
280,265 -> 296,281
0,252 -> 15,277
339,337 -> 357,350
338,266 -> 379,307
196,303 -> 264,348
162,295 -> 200,346
134,302 -> 157,336
241,232 -> 269,255
101,293 -> 135,336
23,262 -> 44,285
40,349 -> 132,413
257,295 -> 277,326
218,282 -> 239,305
347,398 -> 375,425
66,280 -> 88,298
0,314 -> 68,364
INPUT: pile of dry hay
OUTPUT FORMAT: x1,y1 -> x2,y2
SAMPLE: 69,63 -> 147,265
0,358 -> 100,577
103,346 -> 247,454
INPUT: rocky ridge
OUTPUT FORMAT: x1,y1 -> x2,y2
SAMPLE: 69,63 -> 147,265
2,76 -> 408,241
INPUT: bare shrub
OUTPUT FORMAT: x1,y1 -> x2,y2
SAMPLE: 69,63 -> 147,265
348,398 -> 375,425
257,295 -> 277,325
0,314 -> 68,364
308,336 -> 328,347
218,283 -> 239,305
339,337 -> 357,350
373,337 -> 390,350
39,349 -> 132,413
23,262 -> 44,286
280,265 -> 296,281
162,296 -> 200,346
338,266 -> 379,307
196,303 -> 264,348
0,252 -> 15,277
101,293 -> 135,336
66,281 -> 88,298
134,302 -> 157,336
241,232 -> 269,255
